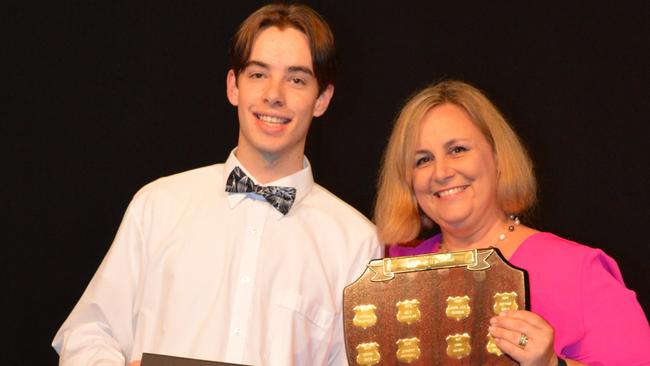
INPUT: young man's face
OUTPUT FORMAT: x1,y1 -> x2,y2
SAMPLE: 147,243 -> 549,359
227,26 -> 334,165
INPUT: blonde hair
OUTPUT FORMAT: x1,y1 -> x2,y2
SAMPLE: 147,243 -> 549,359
374,80 -> 536,244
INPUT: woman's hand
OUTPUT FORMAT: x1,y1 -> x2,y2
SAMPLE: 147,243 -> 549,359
488,310 -> 557,366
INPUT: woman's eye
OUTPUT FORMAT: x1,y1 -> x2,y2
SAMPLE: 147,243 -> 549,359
450,146 -> 467,154
415,156 -> 432,167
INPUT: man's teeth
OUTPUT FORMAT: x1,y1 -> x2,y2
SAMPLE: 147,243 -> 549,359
437,186 -> 466,197
257,114 -> 290,124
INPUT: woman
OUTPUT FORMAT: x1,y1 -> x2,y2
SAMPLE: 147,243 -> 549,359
374,80 -> 650,365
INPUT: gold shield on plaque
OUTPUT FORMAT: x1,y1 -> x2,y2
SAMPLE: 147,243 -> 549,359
353,304 -> 378,329
355,342 -> 381,365
396,299 -> 421,324
486,333 -> 503,356
446,295 -> 471,321
446,333 -> 471,359
493,292 -> 519,314
396,337 -> 421,363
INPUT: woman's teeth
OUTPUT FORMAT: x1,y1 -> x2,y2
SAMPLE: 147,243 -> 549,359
437,186 -> 466,197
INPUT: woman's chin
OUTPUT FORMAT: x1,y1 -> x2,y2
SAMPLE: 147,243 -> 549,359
435,214 -> 473,230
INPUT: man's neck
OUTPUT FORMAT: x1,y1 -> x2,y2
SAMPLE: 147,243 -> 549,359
235,148 -> 304,184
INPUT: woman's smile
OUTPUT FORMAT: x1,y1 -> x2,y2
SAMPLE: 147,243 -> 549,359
434,185 -> 469,198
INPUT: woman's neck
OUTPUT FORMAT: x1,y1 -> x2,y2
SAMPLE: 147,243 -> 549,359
439,217 -> 538,260
440,213 -> 511,252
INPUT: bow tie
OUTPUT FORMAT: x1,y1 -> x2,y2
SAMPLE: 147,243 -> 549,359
225,166 -> 296,215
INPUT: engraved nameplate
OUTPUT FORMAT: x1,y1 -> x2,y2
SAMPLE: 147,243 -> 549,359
355,342 -> 381,365
493,292 -> 519,314
446,295 -> 471,321
353,304 -> 378,329
396,337 -> 421,363
396,299 -> 421,325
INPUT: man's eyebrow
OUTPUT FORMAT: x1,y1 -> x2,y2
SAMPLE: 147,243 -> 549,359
288,66 -> 314,76
243,61 -> 314,77
243,60 -> 270,70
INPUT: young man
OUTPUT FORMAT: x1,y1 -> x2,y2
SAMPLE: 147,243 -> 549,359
52,4 -> 381,365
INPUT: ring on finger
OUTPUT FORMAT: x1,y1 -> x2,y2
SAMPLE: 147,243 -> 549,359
518,333 -> 529,348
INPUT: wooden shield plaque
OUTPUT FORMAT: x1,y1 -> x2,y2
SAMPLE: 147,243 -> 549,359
343,248 -> 528,365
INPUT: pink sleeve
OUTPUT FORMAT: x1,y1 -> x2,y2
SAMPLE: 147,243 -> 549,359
566,251 -> 650,365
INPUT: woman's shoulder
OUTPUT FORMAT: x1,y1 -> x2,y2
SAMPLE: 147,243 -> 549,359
513,232 -> 623,280
517,234 -> 648,363
517,232 -> 603,258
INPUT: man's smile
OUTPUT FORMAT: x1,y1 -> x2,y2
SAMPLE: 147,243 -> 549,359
254,112 -> 291,124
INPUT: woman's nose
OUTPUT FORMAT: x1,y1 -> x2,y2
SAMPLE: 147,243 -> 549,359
434,158 -> 454,183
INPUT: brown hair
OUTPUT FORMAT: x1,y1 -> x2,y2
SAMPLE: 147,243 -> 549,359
230,3 -> 336,95
374,80 -> 536,244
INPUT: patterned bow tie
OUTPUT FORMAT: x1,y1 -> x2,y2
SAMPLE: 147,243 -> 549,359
225,166 -> 297,215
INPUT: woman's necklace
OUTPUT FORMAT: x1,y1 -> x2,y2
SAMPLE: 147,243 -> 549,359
439,214 -> 520,253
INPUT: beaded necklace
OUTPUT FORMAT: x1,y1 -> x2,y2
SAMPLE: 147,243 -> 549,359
439,214 -> 520,253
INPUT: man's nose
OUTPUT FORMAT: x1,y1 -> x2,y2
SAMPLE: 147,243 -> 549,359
263,79 -> 285,107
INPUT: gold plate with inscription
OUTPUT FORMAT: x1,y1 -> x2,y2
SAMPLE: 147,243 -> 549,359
355,342 -> 380,365
493,292 -> 519,314
446,295 -> 471,321
353,304 -> 378,329
396,299 -> 421,325
446,333 -> 471,359
396,337 -> 421,363
486,333 -> 504,356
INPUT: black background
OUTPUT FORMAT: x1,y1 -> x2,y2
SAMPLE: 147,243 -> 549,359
6,1 -> 649,364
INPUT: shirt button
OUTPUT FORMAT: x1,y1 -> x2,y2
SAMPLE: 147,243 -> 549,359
242,276 -> 250,284
251,229 -> 257,234
234,327 -> 241,335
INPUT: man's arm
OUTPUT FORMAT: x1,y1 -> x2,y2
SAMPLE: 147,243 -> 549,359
53,201 -> 145,365
329,231 -> 383,365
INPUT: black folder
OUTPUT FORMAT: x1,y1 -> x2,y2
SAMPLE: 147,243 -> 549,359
141,353 -> 251,366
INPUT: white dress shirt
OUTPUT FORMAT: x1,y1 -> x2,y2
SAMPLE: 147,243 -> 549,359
52,151 -> 382,366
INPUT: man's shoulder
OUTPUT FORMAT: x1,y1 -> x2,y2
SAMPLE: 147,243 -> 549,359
301,184 -> 375,231
129,163 -> 225,207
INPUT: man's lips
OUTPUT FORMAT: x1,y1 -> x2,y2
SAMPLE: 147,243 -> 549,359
254,112 -> 291,125
434,185 -> 469,197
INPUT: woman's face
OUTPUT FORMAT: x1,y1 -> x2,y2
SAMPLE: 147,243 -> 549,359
412,103 -> 501,232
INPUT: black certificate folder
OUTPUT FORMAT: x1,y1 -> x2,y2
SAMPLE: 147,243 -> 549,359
141,353 -> 252,366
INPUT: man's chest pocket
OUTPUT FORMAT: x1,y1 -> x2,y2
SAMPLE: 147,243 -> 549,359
272,290 -> 335,330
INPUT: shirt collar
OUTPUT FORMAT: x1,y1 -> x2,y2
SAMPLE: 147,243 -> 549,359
223,148 -> 315,216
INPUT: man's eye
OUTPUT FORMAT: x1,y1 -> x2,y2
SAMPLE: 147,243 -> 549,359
290,77 -> 306,85
249,72 -> 264,79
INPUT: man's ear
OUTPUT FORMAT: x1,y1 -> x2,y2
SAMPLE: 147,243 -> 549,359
226,69 -> 239,106
312,84 -> 334,117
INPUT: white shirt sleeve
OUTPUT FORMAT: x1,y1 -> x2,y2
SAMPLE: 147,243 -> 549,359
329,232 -> 382,365
53,202 -> 144,365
